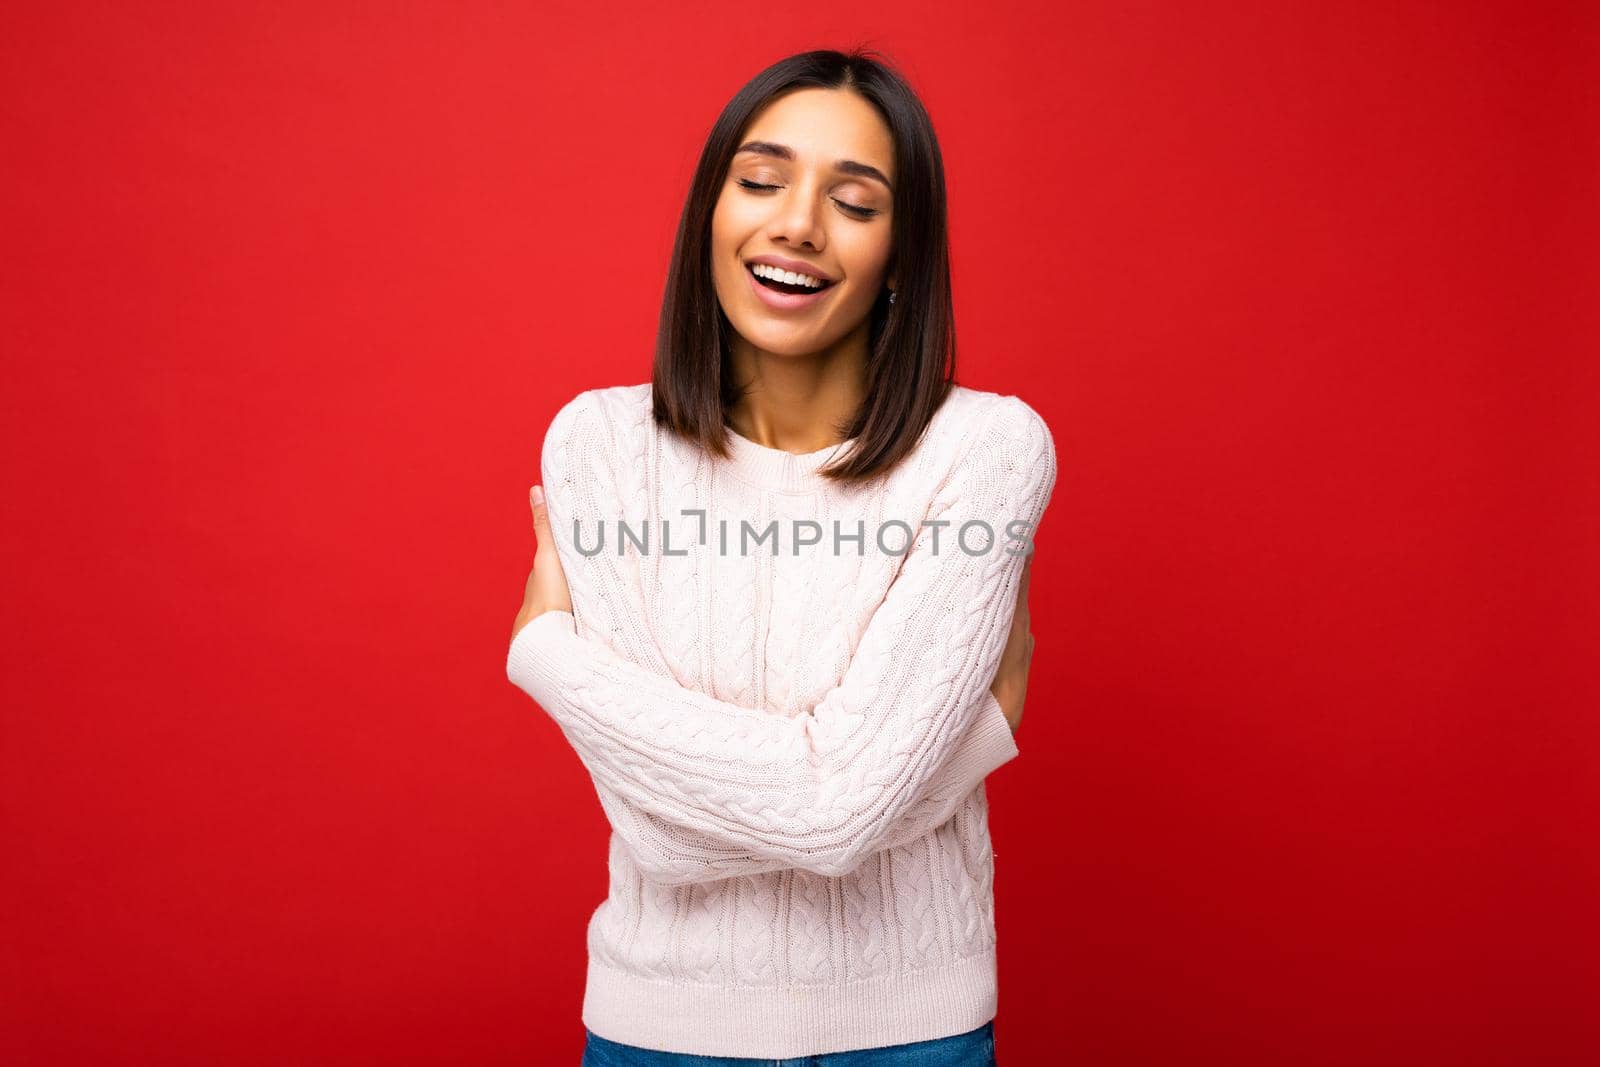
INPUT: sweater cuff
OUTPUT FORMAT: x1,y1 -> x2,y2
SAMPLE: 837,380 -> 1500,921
506,609 -> 580,703
937,690 -> 1020,791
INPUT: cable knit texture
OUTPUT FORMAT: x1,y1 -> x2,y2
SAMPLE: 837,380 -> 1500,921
505,382 -> 1057,1058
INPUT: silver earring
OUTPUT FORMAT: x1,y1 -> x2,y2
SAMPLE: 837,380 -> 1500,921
888,290 -> 897,305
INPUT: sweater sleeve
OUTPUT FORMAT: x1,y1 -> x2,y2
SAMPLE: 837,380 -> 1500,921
584,690 -> 1020,886
506,390 -> 1056,880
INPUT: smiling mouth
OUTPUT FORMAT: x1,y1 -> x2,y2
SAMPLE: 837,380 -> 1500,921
747,263 -> 836,296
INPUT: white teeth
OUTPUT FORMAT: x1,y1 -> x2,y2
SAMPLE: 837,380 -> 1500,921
750,263 -> 828,289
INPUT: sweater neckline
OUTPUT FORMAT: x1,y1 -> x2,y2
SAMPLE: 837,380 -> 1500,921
721,424 -> 859,491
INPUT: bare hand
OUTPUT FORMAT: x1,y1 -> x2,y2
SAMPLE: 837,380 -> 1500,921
511,484 -> 573,641
989,553 -> 1035,735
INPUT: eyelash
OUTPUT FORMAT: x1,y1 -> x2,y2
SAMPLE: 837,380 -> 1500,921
735,178 -> 880,219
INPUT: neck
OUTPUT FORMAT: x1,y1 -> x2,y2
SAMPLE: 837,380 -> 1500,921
725,335 -> 868,453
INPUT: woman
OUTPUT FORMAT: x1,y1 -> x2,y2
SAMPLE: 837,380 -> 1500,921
506,48 -> 1056,1066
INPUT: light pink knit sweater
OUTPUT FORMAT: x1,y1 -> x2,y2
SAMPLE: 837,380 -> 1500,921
505,382 -> 1057,1058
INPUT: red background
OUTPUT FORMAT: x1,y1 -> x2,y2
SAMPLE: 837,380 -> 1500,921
3,4 -> 1596,1065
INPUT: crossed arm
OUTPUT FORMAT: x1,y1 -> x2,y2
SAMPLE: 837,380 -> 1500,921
506,391 -> 1056,884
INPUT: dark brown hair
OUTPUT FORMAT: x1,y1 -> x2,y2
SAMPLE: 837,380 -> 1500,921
651,47 -> 959,484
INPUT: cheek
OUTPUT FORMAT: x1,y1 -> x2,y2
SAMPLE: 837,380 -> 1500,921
712,185 -> 762,233
708,216 -> 751,304
838,235 -> 893,288
710,196 -> 758,270
709,198 -> 733,251
708,211 -> 738,277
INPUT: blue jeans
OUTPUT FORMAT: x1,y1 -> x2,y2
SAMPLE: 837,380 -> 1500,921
581,1020 -> 996,1066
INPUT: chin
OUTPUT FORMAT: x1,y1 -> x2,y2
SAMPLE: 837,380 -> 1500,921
732,325 -> 821,356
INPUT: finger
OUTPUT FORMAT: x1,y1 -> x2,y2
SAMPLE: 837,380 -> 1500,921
529,485 -> 567,582
529,485 -> 550,538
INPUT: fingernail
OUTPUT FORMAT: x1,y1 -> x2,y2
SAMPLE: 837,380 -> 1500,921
530,485 -> 544,507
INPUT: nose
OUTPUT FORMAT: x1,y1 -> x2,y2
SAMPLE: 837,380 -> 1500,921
765,174 -> 826,253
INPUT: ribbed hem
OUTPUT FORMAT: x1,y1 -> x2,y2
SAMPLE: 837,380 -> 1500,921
581,949 -> 998,1058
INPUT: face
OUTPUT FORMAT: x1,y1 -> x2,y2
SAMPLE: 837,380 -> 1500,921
710,87 -> 897,358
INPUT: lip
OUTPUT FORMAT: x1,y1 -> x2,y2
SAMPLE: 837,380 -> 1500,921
744,260 -> 837,312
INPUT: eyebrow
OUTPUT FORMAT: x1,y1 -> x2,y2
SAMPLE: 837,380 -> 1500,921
733,140 -> 893,193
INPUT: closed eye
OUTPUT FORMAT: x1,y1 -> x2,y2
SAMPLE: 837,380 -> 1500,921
735,178 -> 880,219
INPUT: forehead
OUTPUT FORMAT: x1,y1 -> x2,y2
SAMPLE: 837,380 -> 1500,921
738,88 -> 895,182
